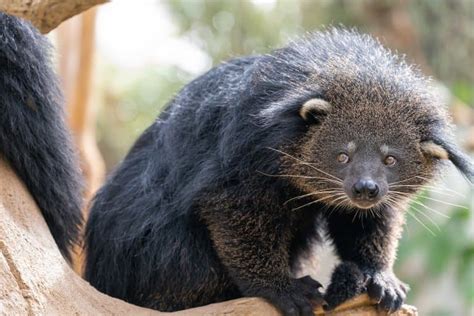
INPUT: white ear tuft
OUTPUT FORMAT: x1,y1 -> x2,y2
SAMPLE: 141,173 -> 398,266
420,141 -> 449,160
299,98 -> 332,121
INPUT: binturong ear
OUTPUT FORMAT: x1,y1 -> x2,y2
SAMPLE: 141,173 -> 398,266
421,140 -> 474,183
420,141 -> 449,160
299,98 -> 332,123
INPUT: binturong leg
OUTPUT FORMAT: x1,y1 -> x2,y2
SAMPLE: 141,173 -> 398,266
200,190 -> 325,316
324,205 -> 408,312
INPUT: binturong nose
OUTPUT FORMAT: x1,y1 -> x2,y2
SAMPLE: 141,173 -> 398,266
352,179 -> 379,200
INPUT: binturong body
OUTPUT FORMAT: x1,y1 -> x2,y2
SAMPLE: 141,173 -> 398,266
85,29 -> 474,316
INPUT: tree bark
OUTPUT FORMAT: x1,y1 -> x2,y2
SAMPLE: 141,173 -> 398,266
0,0 -> 108,33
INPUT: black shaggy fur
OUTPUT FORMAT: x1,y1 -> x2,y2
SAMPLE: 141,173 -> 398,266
85,28 -> 473,316
0,13 -> 83,262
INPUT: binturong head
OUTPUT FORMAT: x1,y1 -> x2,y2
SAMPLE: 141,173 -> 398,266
282,95 -> 474,212
263,29 -> 474,212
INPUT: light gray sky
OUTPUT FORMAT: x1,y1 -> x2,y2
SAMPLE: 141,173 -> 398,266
96,0 -> 211,74
95,0 -> 277,74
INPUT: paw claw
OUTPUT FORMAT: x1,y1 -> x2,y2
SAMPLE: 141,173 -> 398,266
367,271 -> 408,313
324,263 -> 408,313
367,281 -> 384,302
296,275 -> 325,307
245,277 -> 323,316
298,275 -> 323,289
322,302 -> 332,311
324,262 -> 366,309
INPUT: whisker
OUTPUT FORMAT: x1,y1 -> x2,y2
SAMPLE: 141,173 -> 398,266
389,184 -> 464,198
406,209 -> 436,236
326,197 -> 349,217
416,195 -> 468,210
385,195 -> 437,236
256,171 -> 342,186
291,193 -> 345,212
334,201 -> 349,212
384,198 -> 411,234
330,195 -> 349,205
429,186 -> 465,198
410,205 -> 441,231
385,193 -> 411,206
389,192 -> 450,219
284,190 -> 344,205
388,174 -> 436,186
388,174 -> 430,185
385,196 -> 403,210
352,209 -> 359,223
414,175 -> 437,182
267,147 -> 343,183
371,207 -> 382,219
389,173 -> 462,197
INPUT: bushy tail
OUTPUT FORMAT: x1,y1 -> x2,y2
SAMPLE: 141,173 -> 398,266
0,13 -> 83,262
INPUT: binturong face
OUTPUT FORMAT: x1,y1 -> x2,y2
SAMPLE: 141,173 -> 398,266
281,97 -> 472,212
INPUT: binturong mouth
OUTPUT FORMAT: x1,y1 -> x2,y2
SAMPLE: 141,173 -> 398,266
350,199 -> 380,210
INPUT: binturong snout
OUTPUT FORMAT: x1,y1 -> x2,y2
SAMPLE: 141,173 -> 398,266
347,178 -> 384,209
352,179 -> 379,200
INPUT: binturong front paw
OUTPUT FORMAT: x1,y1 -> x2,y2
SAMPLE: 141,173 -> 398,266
243,275 -> 325,316
324,262 -> 409,313
366,270 -> 409,312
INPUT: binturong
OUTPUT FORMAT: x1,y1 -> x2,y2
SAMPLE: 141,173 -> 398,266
85,28 -> 474,316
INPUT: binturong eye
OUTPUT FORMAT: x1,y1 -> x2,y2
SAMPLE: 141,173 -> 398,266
337,153 -> 350,164
384,155 -> 397,166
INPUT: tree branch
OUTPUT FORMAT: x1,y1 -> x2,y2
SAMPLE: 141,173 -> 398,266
0,0 -> 108,33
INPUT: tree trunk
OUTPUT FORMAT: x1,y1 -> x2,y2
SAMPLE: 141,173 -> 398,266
56,8 -> 106,274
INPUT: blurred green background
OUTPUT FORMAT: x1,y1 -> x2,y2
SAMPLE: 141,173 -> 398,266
91,1 -> 473,315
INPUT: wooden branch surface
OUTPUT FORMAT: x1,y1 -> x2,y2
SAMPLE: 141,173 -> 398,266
0,0 -> 108,33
